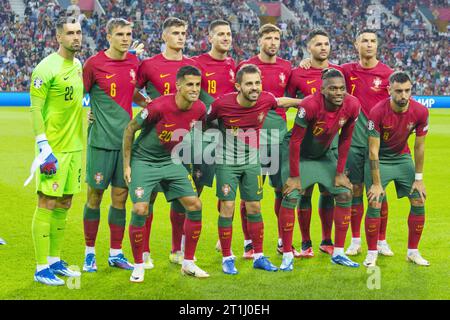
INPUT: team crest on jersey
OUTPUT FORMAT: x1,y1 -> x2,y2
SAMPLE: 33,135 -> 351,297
229,69 -> 235,82
130,69 -> 136,80
298,107 -> 306,119
368,120 -> 375,131
135,187 -> 144,199
94,172 -> 104,185
371,77 -> 383,91
339,117 -> 347,127
222,184 -> 231,196
33,78 -> 43,89
52,182 -> 59,191
258,112 -> 265,123
407,121 -> 415,131
279,72 -> 287,87
141,109 -> 149,119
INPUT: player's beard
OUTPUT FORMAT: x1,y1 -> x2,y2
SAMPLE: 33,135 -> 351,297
395,98 -> 409,109
66,43 -> 81,53
243,89 -> 260,102
263,47 -> 278,57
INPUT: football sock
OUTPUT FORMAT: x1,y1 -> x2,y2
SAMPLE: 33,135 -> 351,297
365,206 -> 381,251
279,201 -> 296,254
129,212 -> 146,264
350,196 -> 364,238
143,205 -> 153,254
49,207 -> 68,258
274,191 -> 283,240
408,205 -> 425,249
83,205 -> 100,247
184,210 -> 202,260
333,247 -> 344,256
108,206 -> 126,250
298,196 -> 312,242
318,194 -> 334,241
379,199 -> 388,241
85,246 -> 95,255
244,239 -> 253,247
240,200 -> 251,241
246,213 -> 264,254
36,264 -> 48,272
48,256 -> 60,265
218,216 -> 233,257
110,248 -> 122,256
170,200 -> 186,253
334,201 -> 352,249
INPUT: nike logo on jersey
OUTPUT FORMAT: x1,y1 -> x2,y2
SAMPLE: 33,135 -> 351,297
205,72 -> 216,77
164,124 -> 176,128
106,74 -> 116,79
350,76 -> 358,80
63,76 -> 69,80
306,80 -> 317,84
160,73 -> 171,78
256,189 -> 263,195
229,119 -> 240,123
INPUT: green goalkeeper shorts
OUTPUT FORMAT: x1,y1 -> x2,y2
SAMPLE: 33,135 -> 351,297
36,151 -> 82,197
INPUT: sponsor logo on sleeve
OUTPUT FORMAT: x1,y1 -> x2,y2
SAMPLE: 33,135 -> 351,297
368,120 -> 375,130
33,78 -> 43,89
298,107 -> 306,118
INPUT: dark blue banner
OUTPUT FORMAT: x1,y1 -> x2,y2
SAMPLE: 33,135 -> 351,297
0,92 -> 449,108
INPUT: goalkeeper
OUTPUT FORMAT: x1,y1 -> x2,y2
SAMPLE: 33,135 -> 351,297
26,17 -> 83,286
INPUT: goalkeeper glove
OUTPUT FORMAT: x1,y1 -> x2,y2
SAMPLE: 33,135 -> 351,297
37,137 -> 58,175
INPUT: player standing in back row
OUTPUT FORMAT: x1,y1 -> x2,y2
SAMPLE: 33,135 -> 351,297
82,18 -> 142,272
28,16 -> 83,286
237,24 -> 297,258
287,29 -> 342,258
341,29 -> 393,257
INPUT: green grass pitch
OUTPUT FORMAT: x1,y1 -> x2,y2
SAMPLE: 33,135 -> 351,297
0,107 -> 449,300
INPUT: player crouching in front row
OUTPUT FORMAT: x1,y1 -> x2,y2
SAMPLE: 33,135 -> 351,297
122,66 -> 209,282
280,69 -> 361,270
363,71 -> 429,267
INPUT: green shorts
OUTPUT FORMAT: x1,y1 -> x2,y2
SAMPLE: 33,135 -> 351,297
86,145 -> 126,189
364,156 -> 418,199
281,149 -> 350,203
346,146 -> 368,184
260,143 -> 285,190
129,160 -> 197,204
192,162 -> 215,188
216,164 -> 263,201
36,151 -> 82,197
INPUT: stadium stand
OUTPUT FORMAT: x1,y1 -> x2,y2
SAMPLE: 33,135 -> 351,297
0,0 -> 448,95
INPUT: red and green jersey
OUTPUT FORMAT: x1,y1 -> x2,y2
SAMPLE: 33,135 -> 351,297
137,53 -> 198,99
341,61 -> 393,147
287,63 -> 342,98
237,56 -> 292,144
368,98 -> 429,161
192,53 -> 236,108
83,51 -> 139,150
207,91 -> 278,165
289,93 -> 360,176
133,94 -> 206,165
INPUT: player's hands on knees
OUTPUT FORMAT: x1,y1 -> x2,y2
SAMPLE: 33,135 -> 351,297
367,184 -> 384,203
130,41 -> 145,56
37,140 -> 58,176
87,109 -> 95,124
410,180 -> 426,202
283,176 -> 302,196
299,58 -> 312,69
335,173 -> 353,192
124,166 -> 132,186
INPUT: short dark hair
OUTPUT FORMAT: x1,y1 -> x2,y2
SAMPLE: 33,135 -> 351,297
389,71 -> 411,85
321,68 -> 344,80
307,28 -> 329,43
258,24 -> 281,38
106,18 -> 132,35
208,20 -> 230,34
163,17 -> 187,31
236,64 -> 261,84
176,65 -> 201,81
356,28 -> 378,39
56,16 -> 78,33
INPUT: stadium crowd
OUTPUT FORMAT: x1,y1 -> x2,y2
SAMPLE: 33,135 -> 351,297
0,0 -> 448,95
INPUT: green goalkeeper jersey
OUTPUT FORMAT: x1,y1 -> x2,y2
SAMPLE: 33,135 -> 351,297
30,52 -> 84,152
